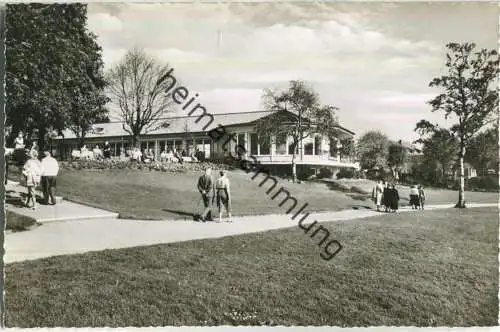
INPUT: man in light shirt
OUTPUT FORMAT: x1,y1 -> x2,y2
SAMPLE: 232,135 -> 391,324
41,151 -> 60,205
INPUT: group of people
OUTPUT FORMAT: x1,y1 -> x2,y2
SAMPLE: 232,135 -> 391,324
77,142 -> 112,160
409,185 -> 426,210
372,180 -> 400,213
372,180 -> 426,212
196,168 -> 232,222
9,131 -> 60,210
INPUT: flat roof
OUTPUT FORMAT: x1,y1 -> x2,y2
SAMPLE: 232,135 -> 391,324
56,110 -> 356,140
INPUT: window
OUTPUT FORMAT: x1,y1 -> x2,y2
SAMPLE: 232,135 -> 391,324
250,133 -> 258,155
259,135 -> 271,155
304,141 -> 313,155
174,140 -> 183,152
276,133 -> 287,155
288,139 -> 298,155
159,141 -> 166,153
314,135 -> 322,155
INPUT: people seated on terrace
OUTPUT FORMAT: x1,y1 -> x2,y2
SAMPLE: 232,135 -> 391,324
93,145 -> 103,160
190,150 -> 199,162
166,149 -> 177,163
103,141 -> 112,159
173,149 -> 183,164
160,150 -> 167,162
147,149 -> 155,162
81,145 -> 92,160
131,148 -> 142,162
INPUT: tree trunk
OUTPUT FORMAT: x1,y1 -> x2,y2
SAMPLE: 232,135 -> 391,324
441,164 -> 447,188
291,152 -> 297,183
38,126 -> 46,153
455,144 -> 466,208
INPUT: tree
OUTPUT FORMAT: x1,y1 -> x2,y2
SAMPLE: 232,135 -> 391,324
6,4 -> 108,149
465,125 -> 499,175
255,80 -> 340,182
415,121 -> 459,187
67,29 -> 110,147
339,138 -> 356,161
107,48 -> 175,146
426,42 -> 499,207
356,131 -> 390,170
387,141 -> 407,181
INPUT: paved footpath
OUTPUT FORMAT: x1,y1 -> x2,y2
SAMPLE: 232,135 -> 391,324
4,202 -> 497,264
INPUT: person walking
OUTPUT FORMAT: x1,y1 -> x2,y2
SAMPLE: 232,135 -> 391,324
215,170 -> 232,223
409,185 -> 420,210
197,168 -> 214,222
41,151 -> 60,205
389,184 -> 399,212
22,150 -> 43,210
382,181 -> 391,212
418,185 -> 426,210
371,180 -> 384,212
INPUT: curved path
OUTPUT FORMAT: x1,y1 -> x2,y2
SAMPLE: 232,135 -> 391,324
4,202 -> 497,264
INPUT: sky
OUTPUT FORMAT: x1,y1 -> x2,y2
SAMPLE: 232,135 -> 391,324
86,2 -> 498,142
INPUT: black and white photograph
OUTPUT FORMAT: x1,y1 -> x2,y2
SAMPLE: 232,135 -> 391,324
2,1 -> 499,328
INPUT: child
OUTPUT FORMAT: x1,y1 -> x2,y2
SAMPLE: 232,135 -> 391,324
418,185 -> 426,210
23,150 -> 43,210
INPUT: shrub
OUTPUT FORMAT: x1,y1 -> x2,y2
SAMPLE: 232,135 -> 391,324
60,159 -> 231,174
297,166 -> 316,181
317,167 -> 333,179
466,175 -> 499,192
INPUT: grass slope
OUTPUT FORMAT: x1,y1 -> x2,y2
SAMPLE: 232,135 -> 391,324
54,169 -> 499,220
6,207 -> 498,327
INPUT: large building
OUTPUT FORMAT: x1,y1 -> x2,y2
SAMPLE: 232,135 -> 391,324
53,110 -> 360,172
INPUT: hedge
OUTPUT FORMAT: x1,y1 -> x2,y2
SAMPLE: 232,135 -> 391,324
60,159 -> 234,173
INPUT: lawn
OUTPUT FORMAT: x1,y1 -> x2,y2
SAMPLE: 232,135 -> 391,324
5,207 -> 498,327
5,210 -> 38,232
53,168 -> 367,220
45,168 -> 500,220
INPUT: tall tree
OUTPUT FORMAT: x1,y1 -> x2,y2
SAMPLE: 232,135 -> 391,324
6,4 -> 108,149
465,125 -> 499,175
426,42 -> 499,207
415,121 -> 459,187
255,80 -> 340,182
107,48 -> 175,146
67,29 -> 110,147
356,131 -> 390,170
387,141 -> 407,180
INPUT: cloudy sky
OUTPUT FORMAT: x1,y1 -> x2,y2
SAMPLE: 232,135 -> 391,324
87,2 -> 498,142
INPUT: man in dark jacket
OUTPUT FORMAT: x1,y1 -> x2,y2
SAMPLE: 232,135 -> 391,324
197,168 -> 214,221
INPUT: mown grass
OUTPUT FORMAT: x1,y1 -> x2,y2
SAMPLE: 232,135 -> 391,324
5,207 -> 498,327
52,169 -> 499,220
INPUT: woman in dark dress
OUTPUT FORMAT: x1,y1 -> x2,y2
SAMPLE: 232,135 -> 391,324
382,181 -> 391,212
389,184 -> 399,212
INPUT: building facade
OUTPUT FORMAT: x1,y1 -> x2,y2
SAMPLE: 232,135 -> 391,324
53,110 -> 359,172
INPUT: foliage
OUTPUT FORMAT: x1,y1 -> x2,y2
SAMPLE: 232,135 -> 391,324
107,48 -> 176,146
356,131 -> 390,170
414,126 -> 459,186
339,138 -> 356,160
465,126 -> 499,175
423,42 -> 499,207
466,175 -> 499,192
317,167 -> 333,179
255,80 -> 340,181
387,141 -> 407,172
336,168 -> 363,180
61,159 -> 232,173
6,4 -> 108,149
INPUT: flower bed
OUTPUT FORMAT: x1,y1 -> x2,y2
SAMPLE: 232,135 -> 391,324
60,159 -> 234,173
